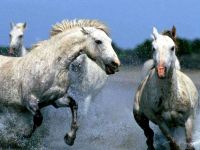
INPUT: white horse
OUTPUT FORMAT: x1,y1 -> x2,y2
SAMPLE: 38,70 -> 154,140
9,22 -> 27,56
142,26 -> 180,79
133,27 -> 199,150
0,19 -> 120,146
65,54 -> 108,115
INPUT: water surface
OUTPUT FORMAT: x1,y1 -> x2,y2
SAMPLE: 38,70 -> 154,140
39,66 -> 200,150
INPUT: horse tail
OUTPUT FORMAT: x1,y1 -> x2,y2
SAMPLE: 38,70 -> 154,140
141,59 -> 154,80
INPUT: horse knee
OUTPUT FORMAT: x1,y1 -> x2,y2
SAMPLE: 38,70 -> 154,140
68,97 -> 78,109
25,95 -> 39,114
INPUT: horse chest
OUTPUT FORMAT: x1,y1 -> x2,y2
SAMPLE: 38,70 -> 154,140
142,91 -> 189,126
154,96 -> 189,126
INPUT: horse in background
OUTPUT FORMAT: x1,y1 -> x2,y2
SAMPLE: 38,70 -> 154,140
9,22 -> 28,56
0,19 -> 120,146
141,26 -> 180,79
133,27 -> 198,150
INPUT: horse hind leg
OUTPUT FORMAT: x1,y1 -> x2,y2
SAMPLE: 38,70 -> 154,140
185,117 -> 195,150
134,112 -> 155,150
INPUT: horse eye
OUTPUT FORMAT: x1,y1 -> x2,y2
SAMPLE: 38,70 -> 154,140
19,35 -> 23,38
95,40 -> 102,44
152,47 -> 156,51
171,46 -> 175,51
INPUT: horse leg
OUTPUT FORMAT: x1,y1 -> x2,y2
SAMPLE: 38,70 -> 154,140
24,95 -> 43,138
53,96 -> 79,146
185,117 -> 195,150
158,122 -> 180,150
134,113 -> 155,150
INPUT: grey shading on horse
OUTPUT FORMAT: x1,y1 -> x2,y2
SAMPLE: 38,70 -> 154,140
141,26 -> 180,80
66,53 -> 108,115
9,22 -> 28,56
0,19 -> 120,146
133,27 -> 199,150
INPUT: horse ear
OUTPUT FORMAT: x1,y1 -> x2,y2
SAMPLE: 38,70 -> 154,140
151,34 -> 155,40
171,25 -> 176,38
10,22 -> 15,29
152,27 -> 159,40
23,22 -> 27,29
81,27 -> 89,35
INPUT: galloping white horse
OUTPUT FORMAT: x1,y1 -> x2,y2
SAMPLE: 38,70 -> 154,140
0,19 -> 120,146
133,27 -> 199,150
142,26 -> 180,79
9,22 -> 27,56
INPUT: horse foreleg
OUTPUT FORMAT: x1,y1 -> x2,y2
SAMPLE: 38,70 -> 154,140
24,95 -> 43,138
185,117 -> 195,150
134,112 -> 155,150
158,122 -> 180,150
54,96 -> 79,146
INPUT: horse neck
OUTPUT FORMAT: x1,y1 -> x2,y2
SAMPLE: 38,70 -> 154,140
24,31 -> 87,68
155,67 -> 178,97
21,46 -> 27,56
16,43 -> 26,56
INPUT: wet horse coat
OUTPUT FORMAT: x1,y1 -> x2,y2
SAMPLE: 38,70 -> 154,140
141,26 -> 180,80
0,19 -> 120,146
133,27 -> 199,150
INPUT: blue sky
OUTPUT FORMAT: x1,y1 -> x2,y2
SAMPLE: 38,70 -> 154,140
0,0 -> 200,48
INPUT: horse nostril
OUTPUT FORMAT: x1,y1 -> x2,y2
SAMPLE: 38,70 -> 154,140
111,61 -> 118,67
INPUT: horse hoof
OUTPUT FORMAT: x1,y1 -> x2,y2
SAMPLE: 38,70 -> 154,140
64,134 -> 76,146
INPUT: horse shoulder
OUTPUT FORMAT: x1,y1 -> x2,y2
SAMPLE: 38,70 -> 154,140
177,70 -> 199,108
141,59 -> 154,80
134,72 -> 151,113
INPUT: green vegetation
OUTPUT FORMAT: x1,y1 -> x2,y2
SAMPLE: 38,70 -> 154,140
1,37 -> 200,68
0,47 -> 9,55
113,37 -> 200,69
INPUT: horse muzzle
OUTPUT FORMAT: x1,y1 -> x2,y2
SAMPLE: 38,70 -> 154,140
156,65 -> 167,79
105,61 -> 120,75
9,48 -> 15,56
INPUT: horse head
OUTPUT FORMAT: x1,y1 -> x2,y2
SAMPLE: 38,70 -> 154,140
151,26 -> 177,79
81,27 -> 120,75
9,22 -> 26,56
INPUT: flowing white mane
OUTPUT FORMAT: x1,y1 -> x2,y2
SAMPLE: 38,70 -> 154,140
50,19 -> 109,37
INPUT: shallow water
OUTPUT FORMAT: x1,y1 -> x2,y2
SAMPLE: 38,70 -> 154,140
38,66 -> 200,150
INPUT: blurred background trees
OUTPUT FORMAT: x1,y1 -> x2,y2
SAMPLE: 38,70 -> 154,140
1,36 -> 200,68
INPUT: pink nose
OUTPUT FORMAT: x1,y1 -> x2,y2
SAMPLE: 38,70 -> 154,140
157,64 -> 166,78
9,48 -> 15,55
113,58 -> 121,67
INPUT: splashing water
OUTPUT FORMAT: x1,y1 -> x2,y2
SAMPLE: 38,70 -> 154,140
1,67 -> 199,150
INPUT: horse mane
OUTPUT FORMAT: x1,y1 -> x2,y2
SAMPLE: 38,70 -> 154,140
30,19 -> 109,50
50,19 -> 109,37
